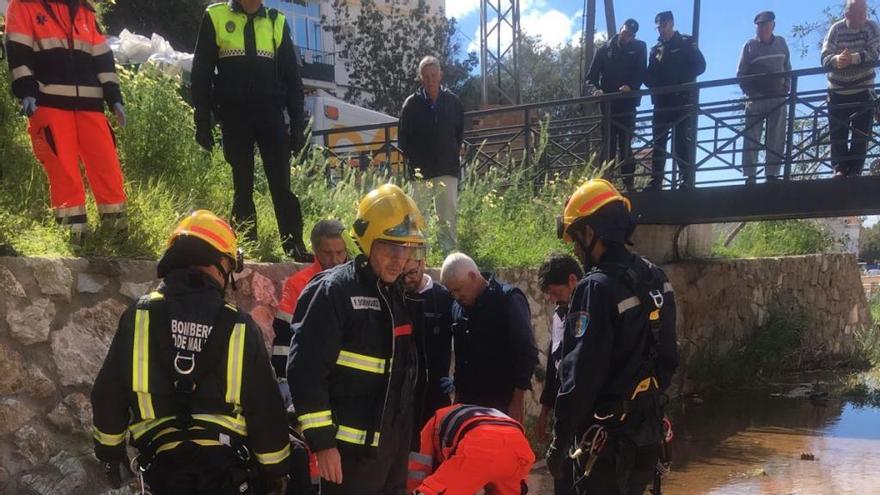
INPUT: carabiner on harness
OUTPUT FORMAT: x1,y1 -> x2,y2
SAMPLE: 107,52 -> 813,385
649,289 -> 664,310
174,352 -> 196,375
235,443 -> 252,463
131,456 -> 152,495
569,424 -> 609,487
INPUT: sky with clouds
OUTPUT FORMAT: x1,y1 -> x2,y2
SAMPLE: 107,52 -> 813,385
448,0 -> 850,73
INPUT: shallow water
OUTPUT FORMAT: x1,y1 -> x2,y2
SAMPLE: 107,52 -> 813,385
663,372 -> 880,494
529,371 -> 880,494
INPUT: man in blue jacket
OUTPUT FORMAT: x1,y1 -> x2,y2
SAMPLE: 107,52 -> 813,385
644,11 -> 706,190
585,19 -> 647,191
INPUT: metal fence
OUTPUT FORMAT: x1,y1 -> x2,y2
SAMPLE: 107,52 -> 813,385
311,64 -> 880,189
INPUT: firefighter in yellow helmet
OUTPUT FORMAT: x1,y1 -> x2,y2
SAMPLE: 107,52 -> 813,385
287,184 -> 427,495
91,210 -> 290,494
546,179 -> 678,495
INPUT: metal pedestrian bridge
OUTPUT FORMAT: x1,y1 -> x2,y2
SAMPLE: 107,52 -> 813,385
312,64 -> 880,224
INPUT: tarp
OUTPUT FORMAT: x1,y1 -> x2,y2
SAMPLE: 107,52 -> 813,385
108,29 -> 193,81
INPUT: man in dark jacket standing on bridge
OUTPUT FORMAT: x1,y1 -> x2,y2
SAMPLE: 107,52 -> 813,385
399,56 -> 465,255
645,11 -> 706,191
585,18 -> 646,192
821,0 -> 880,177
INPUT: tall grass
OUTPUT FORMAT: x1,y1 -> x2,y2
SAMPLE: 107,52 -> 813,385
687,309 -> 809,388
713,220 -> 835,259
0,65 -> 595,267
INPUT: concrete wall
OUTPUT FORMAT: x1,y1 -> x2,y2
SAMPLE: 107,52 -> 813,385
0,253 -> 872,494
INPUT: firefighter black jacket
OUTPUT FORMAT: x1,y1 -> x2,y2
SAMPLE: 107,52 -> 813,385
91,269 -> 290,478
287,256 -> 419,456
554,246 -> 678,446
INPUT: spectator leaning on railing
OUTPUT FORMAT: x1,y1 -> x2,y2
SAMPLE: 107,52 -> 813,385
585,18 -> 646,192
821,0 -> 880,178
737,11 -> 792,184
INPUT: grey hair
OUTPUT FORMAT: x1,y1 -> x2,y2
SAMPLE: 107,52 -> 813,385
418,56 -> 442,78
440,252 -> 479,284
846,0 -> 867,13
310,219 -> 346,249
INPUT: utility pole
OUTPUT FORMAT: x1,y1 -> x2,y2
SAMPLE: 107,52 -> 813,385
580,0 -> 596,96
689,0 -> 702,185
479,0 -> 521,106
603,0 -> 616,37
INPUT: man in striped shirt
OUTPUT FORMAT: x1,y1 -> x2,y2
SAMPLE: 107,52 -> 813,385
821,0 -> 880,177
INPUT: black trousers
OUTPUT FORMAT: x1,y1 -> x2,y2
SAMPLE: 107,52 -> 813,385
143,443 -> 257,495
321,409 -> 413,495
220,105 -> 304,255
651,100 -> 696,189
575,436 -> 659,495
554,456 -> 575,495
603,100 -> 638,189
829,90 -> 873,176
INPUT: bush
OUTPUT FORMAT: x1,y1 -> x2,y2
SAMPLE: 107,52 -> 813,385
0,64 -> 596,267
688,309 -> 808,388
714,220 -> 835,258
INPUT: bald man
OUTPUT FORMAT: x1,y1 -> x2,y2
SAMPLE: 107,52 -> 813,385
440,253 -> 538,422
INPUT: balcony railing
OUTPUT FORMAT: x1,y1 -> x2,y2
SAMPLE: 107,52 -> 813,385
298,46 -> 335,82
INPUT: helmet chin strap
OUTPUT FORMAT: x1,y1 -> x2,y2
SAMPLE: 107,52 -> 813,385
214,262 -> 236,292
572,228 -> 600,273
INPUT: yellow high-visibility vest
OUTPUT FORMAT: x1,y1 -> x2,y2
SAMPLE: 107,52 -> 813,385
206,3 -> 286,60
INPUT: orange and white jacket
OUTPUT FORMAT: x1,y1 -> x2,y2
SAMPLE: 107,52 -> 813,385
5,0 -> 122,111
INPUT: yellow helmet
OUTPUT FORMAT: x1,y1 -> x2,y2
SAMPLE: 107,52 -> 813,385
557,179 -> 632,242
352,184 -> 426,258
160,210 -> 244,276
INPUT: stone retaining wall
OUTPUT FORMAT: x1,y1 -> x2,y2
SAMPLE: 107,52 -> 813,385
0,254 -> 872,494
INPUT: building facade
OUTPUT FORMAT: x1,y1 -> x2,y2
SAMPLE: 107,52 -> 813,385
264,0 -> 445,97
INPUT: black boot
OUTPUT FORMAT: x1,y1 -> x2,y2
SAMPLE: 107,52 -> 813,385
286,239 -> 314,263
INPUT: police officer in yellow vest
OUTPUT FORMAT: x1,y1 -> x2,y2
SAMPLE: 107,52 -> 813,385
191,0 -> 310,262
91,210 -> 291,494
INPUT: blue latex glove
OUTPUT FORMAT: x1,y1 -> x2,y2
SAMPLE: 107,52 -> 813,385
439,376 -> 455,394
113,102 -> 127,128
21,96 -> 37,117
278,380 -> 292,410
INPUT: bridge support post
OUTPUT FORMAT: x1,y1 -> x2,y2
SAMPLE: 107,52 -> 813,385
630,224 -> 713,264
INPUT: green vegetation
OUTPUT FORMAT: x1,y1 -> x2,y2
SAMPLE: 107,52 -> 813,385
688,304 -> 880,390
713,220 -> 835,259
0,64 -> 585,268
872,293 -> 880,324
859,293 -> 880,366
688,309 -> 810,388
861,222 -> 880,264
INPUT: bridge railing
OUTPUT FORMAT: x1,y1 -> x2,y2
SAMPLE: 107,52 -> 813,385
311,64 -> 880,189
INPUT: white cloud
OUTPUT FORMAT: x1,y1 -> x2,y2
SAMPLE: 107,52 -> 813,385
521,8 -> 577,47
444,0 -> 481,19
466,5 -> 581,53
